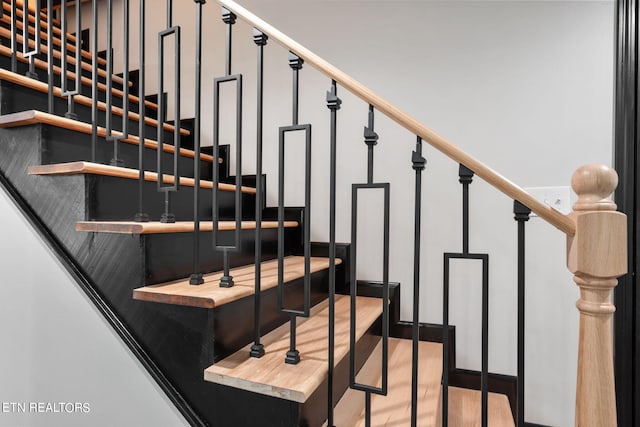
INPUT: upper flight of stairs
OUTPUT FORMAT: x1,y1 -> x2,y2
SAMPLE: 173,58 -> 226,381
0,3 -> 517,426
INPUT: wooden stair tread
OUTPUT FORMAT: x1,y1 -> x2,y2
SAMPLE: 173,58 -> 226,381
332,338 -> 515,426
0,44 -> 156,110
0,111 -> 206,162
204,294 -> 383,403
76,220 -> 298,234
28,162 -> 252,193
133,256 -> 341,309
331,338 -> 443,427
0,69 -> 186,135
445,387 -> 515,427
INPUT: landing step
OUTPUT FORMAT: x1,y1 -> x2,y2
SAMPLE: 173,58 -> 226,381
332,338 -> 515,426
331,338 -> 443,427
0,111 -> 205,161
76,220 -> 298,234
28,163 -> 248,194
204,294 -> 383,403
0,69 -> 180,134
133,256 -> 341,308
445,387 -> 515,427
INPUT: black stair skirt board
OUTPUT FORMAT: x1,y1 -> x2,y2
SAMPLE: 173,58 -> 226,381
0,78 -> 174,141
1,122 -> 213,180
69,173 -> 255,222
0,161 -> 207,427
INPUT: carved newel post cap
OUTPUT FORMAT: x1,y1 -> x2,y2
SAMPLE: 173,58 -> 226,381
571,163 -> 618,212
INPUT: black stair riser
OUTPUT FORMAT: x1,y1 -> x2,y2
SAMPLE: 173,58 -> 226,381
31,123 -> 213,180
0,54 -> 145,115
0,36 -> 126,90
212,264 -> 343,362
84,174 -> 255,222
143,224 -> 302,285
0,79 -> 173,142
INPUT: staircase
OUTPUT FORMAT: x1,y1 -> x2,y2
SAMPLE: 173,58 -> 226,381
0,1 -> 625,427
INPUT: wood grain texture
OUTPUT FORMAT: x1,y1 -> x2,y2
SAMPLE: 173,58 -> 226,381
203,295 -> 382,403
0,111 -> 211,162
216,0 -> 576,235
0,69 -> 185,135
133,256 -> 340,308
28,162 -> 248,191
331,338 -> 443,427
76,220 -> 298,234
331,339 -> 515,426
442,387 -> 515,427
566,164 -> 626,427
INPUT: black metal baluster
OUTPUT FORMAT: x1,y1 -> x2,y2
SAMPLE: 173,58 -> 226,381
410,137 -> 426,427
481,250 -> 489,427
91,0 -> 98,163
135,0 -> 149,222
443,165 -> 490,427
326,80 -> 341,427
157,0 -> 181,223
10,0 -> 17,72
61,0 -> 80,119
106,0 -> 121,165
188,0 -> 205,280
121,0 -> 130,139
278,52 -> 311,365
349,105 -> 390,427
249,28 -> 268,356
46,0 -> 53,113
212,8 -> 241,287
442,252 -> 450,427
22,0 -> 40,80
514,201 -> 531,426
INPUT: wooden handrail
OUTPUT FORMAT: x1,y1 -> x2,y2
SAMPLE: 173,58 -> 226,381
216,0 -> 576,236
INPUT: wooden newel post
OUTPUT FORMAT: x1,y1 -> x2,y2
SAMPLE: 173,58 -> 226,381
566,164 -> 627,427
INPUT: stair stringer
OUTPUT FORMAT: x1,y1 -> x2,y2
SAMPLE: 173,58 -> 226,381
0,124 -> 331,426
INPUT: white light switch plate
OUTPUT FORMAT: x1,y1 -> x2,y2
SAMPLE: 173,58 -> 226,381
524,186 -> 572,216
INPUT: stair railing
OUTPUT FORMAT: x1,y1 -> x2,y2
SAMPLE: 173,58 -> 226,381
214,1 -> 626,426
3,1 -> 625,425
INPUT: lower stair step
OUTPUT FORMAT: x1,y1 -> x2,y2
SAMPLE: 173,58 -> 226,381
444,387 -> 515,427
133,256 -> 341,309
331,338 -> 443,427
332,338 -> 515,426
204,294 -> 383,403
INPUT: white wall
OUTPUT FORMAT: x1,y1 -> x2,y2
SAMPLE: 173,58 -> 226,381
70,1 -> 615,425
0,189 -> 189,427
